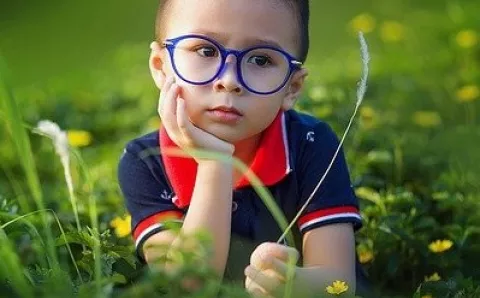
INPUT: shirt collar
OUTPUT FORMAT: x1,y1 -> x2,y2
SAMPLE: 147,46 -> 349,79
159,112 -> 291,208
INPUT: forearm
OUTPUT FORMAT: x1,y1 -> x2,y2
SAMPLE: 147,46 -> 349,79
295,265 -> 356,297
174,160 -> 233,276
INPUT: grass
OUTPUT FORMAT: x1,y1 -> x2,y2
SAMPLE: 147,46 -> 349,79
1,1 -> 480,297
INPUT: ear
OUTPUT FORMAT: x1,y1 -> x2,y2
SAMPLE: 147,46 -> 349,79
149,41 -> 168,90
282,68 -> 308,111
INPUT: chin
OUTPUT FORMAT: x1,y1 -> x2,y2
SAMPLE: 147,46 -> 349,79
193,119 -> 259,144
202,126 -> 245,144
211,131 -> 243,144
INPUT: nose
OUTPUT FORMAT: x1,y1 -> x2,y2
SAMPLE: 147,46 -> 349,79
213,54 -> 243,94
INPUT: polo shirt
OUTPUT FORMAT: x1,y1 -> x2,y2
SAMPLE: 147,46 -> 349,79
118,109 -> 362,279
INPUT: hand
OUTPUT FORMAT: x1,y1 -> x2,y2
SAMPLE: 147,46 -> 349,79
158,76 -> 235,162
244,242 -> 300,297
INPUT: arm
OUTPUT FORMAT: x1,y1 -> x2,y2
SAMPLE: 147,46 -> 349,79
144,160 -> 233,276
245,122 -> 360,297
297,223 -> 356,295
244,223 -> 356,297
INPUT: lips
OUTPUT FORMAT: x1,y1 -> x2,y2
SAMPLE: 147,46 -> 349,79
207,105 -> 243,123
209,105 -> 243,116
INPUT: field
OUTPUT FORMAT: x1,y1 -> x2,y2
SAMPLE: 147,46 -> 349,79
0,1 -> 479,297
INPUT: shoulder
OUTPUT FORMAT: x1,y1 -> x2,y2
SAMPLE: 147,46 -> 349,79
284,109 -> 339,149
118,130 -> 166,181
122,130 -> 160,159
285,109 -> 324,128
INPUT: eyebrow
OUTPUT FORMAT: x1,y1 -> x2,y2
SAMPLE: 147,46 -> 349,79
191,30 -> 284,49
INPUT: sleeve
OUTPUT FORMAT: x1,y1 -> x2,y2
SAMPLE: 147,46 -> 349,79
117,146 -> 184,258
296,122 -> 362,234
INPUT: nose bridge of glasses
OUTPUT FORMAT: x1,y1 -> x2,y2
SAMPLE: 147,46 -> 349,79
217,49 -> 242,79
223,48 -> 243,65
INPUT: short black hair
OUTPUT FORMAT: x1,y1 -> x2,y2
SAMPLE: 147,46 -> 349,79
155,0 -> 310,63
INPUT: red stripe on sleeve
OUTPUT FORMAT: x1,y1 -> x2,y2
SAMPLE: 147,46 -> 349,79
133,210 -> 184,240
297,206 -> 359,227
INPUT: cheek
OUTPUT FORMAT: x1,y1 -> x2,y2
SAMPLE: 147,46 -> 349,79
162,52 -> 175,77
244,96 -> 284,117
177,85 -> 210,120
241,99 -> 283,133
177,81 -> 208,99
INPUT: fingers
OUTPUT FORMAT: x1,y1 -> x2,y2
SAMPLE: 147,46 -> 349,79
176,96 -> 194,145
259,256 -> 293,277
245,266 -> 283,295
251,243 -> 299,270
245,277 -> 269,298
159,77 -> 180,140
158,76 -> 176,117
249,286 -> 271,298
156,76 -> 235,158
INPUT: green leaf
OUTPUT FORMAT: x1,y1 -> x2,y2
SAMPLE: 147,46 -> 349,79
55,230 -> 98,248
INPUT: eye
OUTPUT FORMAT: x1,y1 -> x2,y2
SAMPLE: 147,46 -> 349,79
247,55 -> 272,67
196,46 -> 218,57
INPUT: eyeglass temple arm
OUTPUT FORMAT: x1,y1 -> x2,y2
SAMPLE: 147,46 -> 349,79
292,60 -> 302,67
161,41 -> 174,48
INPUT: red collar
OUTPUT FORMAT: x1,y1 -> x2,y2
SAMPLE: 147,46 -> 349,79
159,112 -> 290,208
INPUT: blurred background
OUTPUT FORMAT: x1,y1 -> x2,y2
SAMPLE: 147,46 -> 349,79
0,0 -> 479,296
2,0 -> 479,199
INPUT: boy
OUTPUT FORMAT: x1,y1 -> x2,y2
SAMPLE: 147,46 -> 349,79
118,0 -> 364,296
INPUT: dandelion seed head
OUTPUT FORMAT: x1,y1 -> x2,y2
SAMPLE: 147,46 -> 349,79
35,120 -> 70,161
34,119 -> 81,231
357,31 -> 370,107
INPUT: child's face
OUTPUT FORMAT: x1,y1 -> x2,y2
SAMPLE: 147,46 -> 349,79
150,0 -> 308,144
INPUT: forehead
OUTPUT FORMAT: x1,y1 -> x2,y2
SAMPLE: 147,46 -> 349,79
165,0 -> 298,52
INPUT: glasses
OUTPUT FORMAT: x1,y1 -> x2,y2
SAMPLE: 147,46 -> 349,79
162,34 -> 302,95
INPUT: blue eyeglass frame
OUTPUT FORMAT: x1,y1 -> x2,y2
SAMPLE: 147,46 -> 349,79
162,34 -> 303,95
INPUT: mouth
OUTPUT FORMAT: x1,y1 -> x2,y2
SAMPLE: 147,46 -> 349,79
208,105 -> 243,116
206,105 -> 243,123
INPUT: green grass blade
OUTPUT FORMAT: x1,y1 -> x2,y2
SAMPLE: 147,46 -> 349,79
0,55 -> 59,268
0,228 -> 34,298
71,149 -> 102,295
0,58 -> 36,213
1,209 -> 83,283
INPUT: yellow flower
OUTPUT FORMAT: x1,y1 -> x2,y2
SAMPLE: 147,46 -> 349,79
456,85 -> 479,102
326,280 -> 349,295
455,30 -> 478,48
412,111 -> 442,128
359,250 -> 374,264
110,215 -> 131,238
428,239 -> 453,253
67,130 -> 93,147
421,295 -> 433,298
350,13 -> 376,34
380,21 -> 405,42
424,272 -> 441,282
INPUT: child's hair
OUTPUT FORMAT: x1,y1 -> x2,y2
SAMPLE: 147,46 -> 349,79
154,0 -> 310,63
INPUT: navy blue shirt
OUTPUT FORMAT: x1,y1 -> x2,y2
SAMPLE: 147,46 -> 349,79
118,109 -> 362,279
